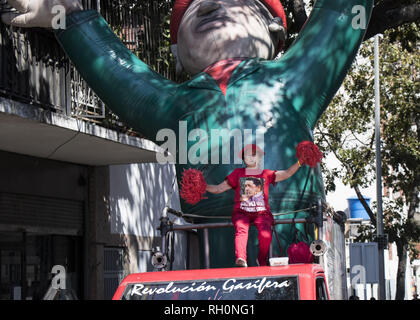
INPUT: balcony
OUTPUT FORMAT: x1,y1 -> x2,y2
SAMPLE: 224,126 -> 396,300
0,0 -> 180,165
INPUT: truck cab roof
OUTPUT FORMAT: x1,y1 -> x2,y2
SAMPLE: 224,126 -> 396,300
113,263 -> 329,300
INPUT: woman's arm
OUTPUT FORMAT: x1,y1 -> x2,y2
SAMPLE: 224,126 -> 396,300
206,180 -> 232,194
274,161 -> 301,182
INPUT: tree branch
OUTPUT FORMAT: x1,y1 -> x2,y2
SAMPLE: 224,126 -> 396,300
365,3 -> 420,40
288,0 -> 308,32
318,129 -> 377,225
352,131 -> 375,178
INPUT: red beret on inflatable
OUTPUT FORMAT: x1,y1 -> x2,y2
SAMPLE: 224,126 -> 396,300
170,0 -> 287,54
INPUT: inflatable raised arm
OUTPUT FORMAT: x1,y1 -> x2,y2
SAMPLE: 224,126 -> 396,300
54,10 -> 179,138
2,0 -> 178,138
268,0 -> 374,129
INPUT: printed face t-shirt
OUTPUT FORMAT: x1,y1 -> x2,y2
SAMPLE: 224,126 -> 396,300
225,168 -> 277,214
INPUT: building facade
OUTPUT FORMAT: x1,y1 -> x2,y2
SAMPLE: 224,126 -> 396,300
0,0 -> 198,300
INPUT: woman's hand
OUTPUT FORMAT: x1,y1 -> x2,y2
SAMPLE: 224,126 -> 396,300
1,0 -> 82,28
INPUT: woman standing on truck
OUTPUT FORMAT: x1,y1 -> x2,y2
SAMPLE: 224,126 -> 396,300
205,144 -> 301,267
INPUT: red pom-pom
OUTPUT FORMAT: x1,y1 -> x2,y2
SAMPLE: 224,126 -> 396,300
179,169 -> 207,205
287,242 -> 314,264
296,141 -> 323,168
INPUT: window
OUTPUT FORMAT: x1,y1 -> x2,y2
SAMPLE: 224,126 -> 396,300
104,247 -> 125,300
316,277 -> 328,300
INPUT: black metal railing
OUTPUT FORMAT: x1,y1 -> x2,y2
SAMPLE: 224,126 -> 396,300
0,0 -> 178,136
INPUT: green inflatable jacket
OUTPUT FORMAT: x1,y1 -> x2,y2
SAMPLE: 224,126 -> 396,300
55,0 -> 373,268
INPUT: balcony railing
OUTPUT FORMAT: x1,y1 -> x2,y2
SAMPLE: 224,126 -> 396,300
0,0 -> 179,137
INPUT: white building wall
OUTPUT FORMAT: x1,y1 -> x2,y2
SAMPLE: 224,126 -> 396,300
109,162 -> 188,272
109,162 -> 181,236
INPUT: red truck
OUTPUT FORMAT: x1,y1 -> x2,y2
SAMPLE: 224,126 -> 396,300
112,263 -> 329,300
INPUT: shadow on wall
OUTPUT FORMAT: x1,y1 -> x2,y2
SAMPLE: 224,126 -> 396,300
108,162 -> 187,272
109,162 -> 181,236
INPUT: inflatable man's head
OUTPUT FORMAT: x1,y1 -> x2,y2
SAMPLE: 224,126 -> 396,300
170,0 -> 287,75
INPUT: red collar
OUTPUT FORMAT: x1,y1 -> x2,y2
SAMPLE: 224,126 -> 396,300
203,58 -> 244,96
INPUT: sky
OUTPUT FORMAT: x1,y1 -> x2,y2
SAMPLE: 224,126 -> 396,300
324,152 -> 377,214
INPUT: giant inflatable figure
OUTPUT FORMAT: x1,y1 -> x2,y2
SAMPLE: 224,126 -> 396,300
2,0 -> 374,268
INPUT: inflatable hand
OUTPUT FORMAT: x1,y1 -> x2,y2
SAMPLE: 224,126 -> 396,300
179,169 -> 207,205
1,0 -> 82,28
